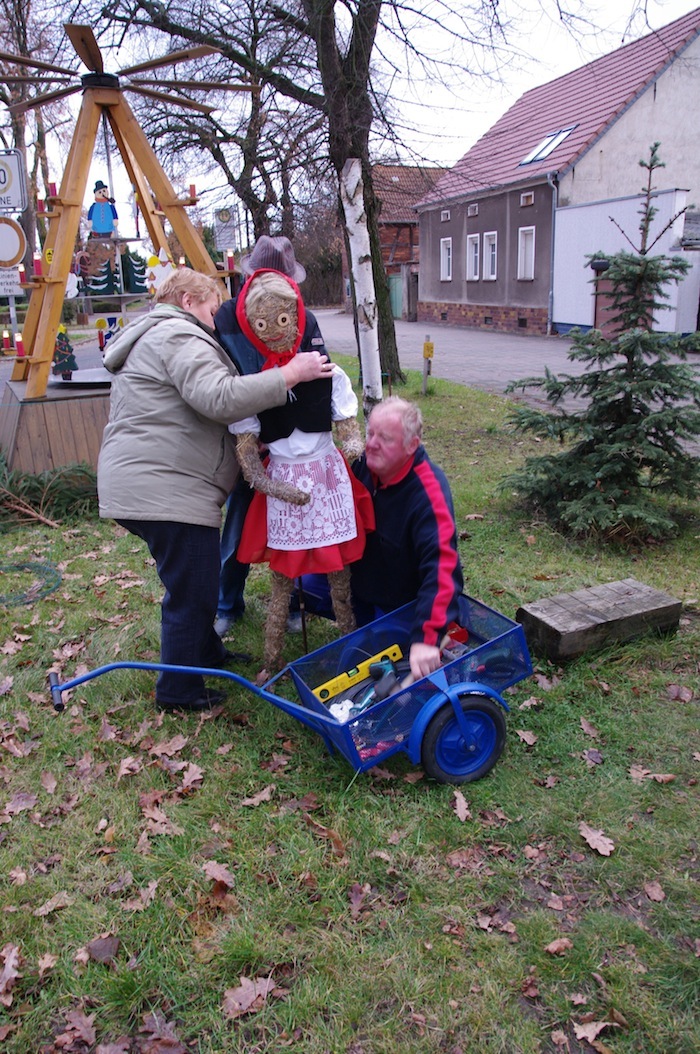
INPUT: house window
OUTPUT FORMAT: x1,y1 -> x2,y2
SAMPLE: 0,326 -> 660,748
520,126 -> 577,165
483,232 -> 497,281
466,234 -> 479,281
467,203 -> 479,217
440,237 -> 452,281
520,191 -> 534,207
517,226 -> 535,280
440,209 -> 451,222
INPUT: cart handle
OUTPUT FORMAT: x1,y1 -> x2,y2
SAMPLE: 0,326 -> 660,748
48,660 -> 344,727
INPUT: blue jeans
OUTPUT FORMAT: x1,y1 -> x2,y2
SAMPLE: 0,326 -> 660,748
217,477 -> 253,622
118,519 -> 227,705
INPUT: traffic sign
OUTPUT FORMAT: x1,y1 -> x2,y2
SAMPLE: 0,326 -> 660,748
0,216 -> 27,267
0,149 -> 28,212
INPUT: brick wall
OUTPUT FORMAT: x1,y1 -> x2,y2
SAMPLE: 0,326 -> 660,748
417,301 -> 549,335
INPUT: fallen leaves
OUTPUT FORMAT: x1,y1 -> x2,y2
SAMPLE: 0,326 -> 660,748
452,789 -> 471,821
579,822 -> 615,856
33,890 -> 74,916
545,937 -> 573,956
629,765 -> 676,784
0,943 -> 22,1007
222,974 -> 286,1019
666,682 -> 694,703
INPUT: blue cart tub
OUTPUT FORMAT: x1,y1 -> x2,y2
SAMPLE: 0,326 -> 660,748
49,594 -> 533,785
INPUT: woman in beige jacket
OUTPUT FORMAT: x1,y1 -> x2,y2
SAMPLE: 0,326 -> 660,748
98,268 -> 333,711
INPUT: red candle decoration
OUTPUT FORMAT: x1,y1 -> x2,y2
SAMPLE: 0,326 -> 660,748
189,183 -> 196,198
37,198 -> 45,213
48,181 -> 57,197
226,249 -> 234,271
2,330 -> 10,350
33,252 -> 43,276
18,264 -> 26,284
178,256 -> 186,268
14,333 -> 25,357
97,329 -> 105,350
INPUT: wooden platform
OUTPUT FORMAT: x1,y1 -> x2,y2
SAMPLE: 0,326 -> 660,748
0,379 -> 110,473
516,578 -> 682,661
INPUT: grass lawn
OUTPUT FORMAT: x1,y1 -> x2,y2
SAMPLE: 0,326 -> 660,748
0,361 -> 698,1053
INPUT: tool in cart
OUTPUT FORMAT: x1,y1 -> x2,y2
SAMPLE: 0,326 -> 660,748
312,644 -> 403,702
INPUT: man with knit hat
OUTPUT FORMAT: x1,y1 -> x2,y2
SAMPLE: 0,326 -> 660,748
213,235 -> 327,638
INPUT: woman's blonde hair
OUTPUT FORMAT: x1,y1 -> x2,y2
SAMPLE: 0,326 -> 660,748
155,268 -> 224,309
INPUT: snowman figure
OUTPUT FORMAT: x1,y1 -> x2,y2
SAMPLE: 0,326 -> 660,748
87,180 -> 118,239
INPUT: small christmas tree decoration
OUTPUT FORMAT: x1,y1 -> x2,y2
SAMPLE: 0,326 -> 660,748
52,326 -> 79,380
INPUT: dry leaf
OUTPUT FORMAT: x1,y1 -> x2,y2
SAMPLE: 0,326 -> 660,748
0,944 -> 22,1007
303,813 -> 348,860
516,729 -> 537,746
644,880 -> 665,902
40,771 -> 57,794
241,784 -> 275,807
202,861 -> 235,888
453,789 -> 471,821
666,683 -> 693,702
37,953 -> 58,979
33,890 -> 74,916
573,1019 -> 619,1043
86,935 -> 120,964
222,974 -> 279,1019
580,718 -> 599,738
579,821 -> 615,856
545,937 -> 573,956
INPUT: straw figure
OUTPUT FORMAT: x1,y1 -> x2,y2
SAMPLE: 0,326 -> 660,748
229,269 -> 373,675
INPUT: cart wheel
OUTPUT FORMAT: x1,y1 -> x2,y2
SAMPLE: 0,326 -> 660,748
421,695 -> 506,784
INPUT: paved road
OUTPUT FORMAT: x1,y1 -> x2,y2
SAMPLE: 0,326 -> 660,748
312,309 -> 580,410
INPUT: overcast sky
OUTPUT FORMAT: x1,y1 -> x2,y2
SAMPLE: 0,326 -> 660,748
90,0 -> 700,238
399,0 -> 700,167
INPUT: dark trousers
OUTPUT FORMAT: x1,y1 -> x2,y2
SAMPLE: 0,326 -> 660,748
118,519 -> 227,705
217,476 -> 253,622
290,573 -> 384,629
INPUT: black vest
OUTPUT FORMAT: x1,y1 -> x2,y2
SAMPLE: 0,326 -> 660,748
258,364 -> 332,443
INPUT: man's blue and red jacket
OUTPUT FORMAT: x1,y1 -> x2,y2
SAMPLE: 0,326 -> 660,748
351,446 -> 464,648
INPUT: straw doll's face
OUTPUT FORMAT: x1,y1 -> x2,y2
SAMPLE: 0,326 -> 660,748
244,272 -> 298,353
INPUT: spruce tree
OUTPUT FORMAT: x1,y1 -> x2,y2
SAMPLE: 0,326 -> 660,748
502,145 -> 700,541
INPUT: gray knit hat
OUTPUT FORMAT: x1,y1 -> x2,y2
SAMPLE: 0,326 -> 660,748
240,235 -> 306,282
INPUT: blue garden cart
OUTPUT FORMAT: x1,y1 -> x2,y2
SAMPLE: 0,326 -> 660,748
49,593 -> 533,785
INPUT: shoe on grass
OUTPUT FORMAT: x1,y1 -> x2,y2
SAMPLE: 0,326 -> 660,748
156,687 -> 226,712
214,616 -> 234,637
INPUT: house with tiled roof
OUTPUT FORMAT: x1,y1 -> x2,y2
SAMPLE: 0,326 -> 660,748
416,6 -> 700,335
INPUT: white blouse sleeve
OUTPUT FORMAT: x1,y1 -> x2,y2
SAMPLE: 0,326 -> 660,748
228,414 -> 260,436
331,366 -> 359,421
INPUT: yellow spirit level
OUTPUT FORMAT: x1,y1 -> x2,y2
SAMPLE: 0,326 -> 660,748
313,645 -> 403,702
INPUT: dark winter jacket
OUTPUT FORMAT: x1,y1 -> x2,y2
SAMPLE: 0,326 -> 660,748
351,447 -> 464,648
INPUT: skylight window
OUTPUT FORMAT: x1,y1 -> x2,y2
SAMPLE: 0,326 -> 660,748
520,126 -> 577,165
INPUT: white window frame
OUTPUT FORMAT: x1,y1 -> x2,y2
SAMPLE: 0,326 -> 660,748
440,237 -> 452,281
520,191 -> 534,207
483,231 -> 497,281
520,126 -> 577,165
517,226 -> 536,281
440,209 -> 451,222
467,203 -> 479,217
466,233 -> 480,281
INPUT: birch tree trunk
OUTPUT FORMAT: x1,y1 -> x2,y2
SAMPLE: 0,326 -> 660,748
340,157 -> 383,410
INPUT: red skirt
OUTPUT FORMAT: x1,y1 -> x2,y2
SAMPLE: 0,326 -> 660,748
237,469 -> 375,578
